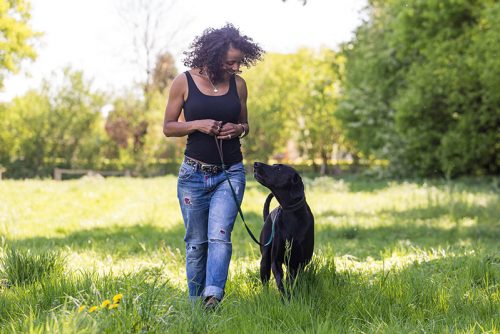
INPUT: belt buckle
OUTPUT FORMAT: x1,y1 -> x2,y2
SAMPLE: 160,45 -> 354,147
201,164 -> 214,174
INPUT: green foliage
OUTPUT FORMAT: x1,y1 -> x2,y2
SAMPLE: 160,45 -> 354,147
243,53 -> 298,162
0,0 -> 40,89
0,90 -> 51,176
338,0 -> 500,177
244,49 -> 345,171
0,60 -> 180,177
0,68 -> 106,177
0,248 -> 64,286
291,48 -> 343,173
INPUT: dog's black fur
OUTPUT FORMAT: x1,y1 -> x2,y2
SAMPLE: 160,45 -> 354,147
253,162 -> 314,293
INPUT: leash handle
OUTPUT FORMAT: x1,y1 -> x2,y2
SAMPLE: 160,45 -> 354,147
214,137 -> 274,247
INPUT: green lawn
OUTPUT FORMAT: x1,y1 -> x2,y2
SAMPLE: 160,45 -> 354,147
0,175 -> 498,333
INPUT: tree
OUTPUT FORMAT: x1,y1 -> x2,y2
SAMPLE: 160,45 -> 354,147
116,0 -> 186,97
150,51 -> 177,94
0,90 -> 51,176
244,49 -> 346,174
0,68 -> 106,177
291,48 -> 343,174
338,0 -> 500,177
113,0 -> 187,170
0,0 -> 40,89
243,53 -> 298,162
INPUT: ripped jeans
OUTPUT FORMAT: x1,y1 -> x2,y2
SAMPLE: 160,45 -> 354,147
177,159 -> 246,301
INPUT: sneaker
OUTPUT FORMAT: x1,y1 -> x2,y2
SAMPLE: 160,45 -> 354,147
203,296 -> 220,311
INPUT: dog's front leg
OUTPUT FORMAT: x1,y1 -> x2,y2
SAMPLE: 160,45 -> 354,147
260,247 -> 272,285
271,261 -> 285,294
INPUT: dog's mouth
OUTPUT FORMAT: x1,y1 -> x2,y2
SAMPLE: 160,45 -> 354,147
253,169 -> 267,186
253,171 -> 264,184
253,162 -> 271,186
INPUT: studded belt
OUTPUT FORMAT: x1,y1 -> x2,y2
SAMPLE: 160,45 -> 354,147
183,156 -> 224,174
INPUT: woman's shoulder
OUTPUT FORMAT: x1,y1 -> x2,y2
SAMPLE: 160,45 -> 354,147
169,72 -> 189,94
235,75 -> 247,91
235,74 -> 246,84
173,69 -> 199,82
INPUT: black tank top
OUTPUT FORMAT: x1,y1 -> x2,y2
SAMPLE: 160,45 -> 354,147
183,71 -> 243,165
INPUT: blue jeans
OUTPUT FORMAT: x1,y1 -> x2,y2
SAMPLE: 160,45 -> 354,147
177,159 -> 246,301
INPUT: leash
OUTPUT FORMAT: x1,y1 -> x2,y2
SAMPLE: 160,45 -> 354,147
214,137 -> 274,247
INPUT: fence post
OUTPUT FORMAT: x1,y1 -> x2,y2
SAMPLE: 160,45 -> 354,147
54,168 -> 62,181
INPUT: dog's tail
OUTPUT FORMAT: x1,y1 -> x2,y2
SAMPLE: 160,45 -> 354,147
263,193 -> 274,221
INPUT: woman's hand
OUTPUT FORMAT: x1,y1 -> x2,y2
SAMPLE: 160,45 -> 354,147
217,122 -> 244,140
195,120 -> 223,136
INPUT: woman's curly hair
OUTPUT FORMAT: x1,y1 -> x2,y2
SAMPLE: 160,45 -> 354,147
183,23 -> 264,84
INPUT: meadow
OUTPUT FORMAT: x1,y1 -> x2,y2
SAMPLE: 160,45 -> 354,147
0,174 -> 498,333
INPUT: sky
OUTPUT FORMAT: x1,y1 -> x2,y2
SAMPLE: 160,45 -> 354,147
1,0 -> 367,102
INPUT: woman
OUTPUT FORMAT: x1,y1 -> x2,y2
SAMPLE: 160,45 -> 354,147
163,24 -> 263,308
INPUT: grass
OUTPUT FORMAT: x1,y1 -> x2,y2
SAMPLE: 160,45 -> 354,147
0,174 -> 498,333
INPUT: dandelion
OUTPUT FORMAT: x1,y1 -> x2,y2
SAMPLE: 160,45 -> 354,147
108,303 -> 119,310
112,293 -> 123,304
78,305 -> 86,313
101,299 -> 111,308
88,306 -> 98,313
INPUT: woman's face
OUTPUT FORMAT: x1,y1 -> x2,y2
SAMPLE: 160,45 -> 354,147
222,47 -> 244,75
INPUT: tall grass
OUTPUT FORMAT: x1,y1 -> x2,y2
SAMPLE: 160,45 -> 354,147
0,175 -> 498,333
0,248 -> 64,286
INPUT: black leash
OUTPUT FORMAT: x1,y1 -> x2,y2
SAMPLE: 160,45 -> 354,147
214,137 -> 274,247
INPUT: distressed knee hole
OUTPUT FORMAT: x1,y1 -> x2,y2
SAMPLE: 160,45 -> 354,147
208,238 -> 231,244
186,243 -> 206,255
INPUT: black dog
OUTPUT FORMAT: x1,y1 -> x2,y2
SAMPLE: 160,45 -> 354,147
253,162 -> 314,294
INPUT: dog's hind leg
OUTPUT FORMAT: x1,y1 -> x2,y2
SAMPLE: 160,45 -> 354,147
271,262 -> 285,294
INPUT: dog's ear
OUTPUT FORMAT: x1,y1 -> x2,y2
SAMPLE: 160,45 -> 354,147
290,173 -> 304,199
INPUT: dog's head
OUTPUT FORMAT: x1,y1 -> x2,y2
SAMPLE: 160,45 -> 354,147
253,162 -> 305,204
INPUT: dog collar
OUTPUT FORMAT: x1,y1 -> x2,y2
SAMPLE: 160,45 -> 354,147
280,196 -> 306,212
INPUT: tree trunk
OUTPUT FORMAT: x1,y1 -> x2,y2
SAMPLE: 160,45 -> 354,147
320,149 -> 329,176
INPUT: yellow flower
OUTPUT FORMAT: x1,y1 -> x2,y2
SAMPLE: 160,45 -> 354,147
112,293 -> 123,303
88,306 -> 98,313
78,305 -> 86,313
108,303 -> 119,310
101,299 -> 111,308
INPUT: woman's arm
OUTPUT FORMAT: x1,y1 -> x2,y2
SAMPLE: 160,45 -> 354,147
163,73 -> 222,137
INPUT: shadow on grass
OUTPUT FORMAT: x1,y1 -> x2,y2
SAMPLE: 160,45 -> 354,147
7,211 -> 267,260
316,198 -> 499,260
318,194 -> 499,222
7,182 -> 498,264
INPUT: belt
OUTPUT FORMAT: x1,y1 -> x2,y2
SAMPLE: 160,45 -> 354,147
183,156 -> 224,174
